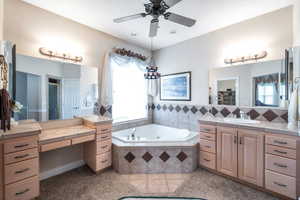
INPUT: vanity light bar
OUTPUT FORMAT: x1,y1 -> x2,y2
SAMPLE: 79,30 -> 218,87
39,47 -> 83,63
224,51 -> 267,65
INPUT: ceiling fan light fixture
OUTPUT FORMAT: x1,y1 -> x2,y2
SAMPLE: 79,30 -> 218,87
113,0 -> 196,38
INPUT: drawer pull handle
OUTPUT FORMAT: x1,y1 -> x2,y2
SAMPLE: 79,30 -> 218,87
203,128 -> 211,132
101,136 -> 109,139
204,159 -> 211,162
274,140 -> 287,145
101,160 -> 108,163
15,168 -> 30,174
101,129 -> 110,132
273,182 -> 287,187
274,150 -> 287,154
102,145 -> 108,149
15,188 -> 30,196
234,136 -> 237,144
274,163 -> 287,168
15,144 -> 29,148
205,135 -> 211,138
14,154 -> 29,159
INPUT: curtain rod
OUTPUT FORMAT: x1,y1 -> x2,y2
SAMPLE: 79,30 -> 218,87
112,47 -> 147,61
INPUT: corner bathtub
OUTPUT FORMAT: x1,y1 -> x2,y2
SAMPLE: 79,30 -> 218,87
112,124 -> 198,145
112,124 -> 198,174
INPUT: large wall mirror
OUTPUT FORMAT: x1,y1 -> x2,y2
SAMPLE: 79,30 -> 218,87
14,55 -> 98,122
209,57 -> 292,108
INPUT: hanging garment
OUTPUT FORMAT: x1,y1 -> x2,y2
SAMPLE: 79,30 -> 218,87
0,89 -> 11,131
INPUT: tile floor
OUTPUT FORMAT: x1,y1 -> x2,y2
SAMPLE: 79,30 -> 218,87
39,166 -> 279,200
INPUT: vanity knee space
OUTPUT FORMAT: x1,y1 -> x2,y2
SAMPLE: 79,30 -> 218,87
198,122 -> 300,200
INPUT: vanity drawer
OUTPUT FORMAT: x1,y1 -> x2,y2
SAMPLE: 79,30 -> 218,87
40,140 -> 71,152
199,124 -> 216,134
96,140 -> 112,154
265,170 -> 296,199
5,175 -> 39,200
4,136 -> 38,154
4,148 -> 38,165
199,151 -> 216,170
97,124 -> 112,134
265,154 -> 296,177
266,145 -> 296,159
266,135 -> 297,149
96,133 -> 111,141
72,134 -> 95,145
199,139 -> 216,153
5,158 -> 39,185
96,152 -> 112,170
199,132 -> 216,141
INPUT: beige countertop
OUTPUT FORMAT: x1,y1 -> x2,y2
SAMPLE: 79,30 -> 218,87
39,125 -> 96,144
79,115 -> 113,125
198,116 -> 300,137
0,121 -> 42,140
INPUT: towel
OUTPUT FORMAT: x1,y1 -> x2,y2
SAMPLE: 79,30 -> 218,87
288,84 -> 300,125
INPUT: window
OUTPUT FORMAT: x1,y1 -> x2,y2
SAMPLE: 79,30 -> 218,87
254,74 -> 279,107
257,84 -> 277,105
111,57 -> 148,123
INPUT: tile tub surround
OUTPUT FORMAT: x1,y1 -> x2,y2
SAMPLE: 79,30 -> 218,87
113,145 -> 198,174
152,103 -> 288,131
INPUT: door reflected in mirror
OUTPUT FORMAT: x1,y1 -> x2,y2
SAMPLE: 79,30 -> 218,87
15,54 -> 98,122
217,79 -> 237,106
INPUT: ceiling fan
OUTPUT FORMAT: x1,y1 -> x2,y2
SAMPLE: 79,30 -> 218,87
113,0 -> 196,37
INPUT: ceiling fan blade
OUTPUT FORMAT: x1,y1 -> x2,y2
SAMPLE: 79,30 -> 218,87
164,12 -> 196,27
113,13 -> 146,23
149,19 -> 159,38
163,0 -> 182,8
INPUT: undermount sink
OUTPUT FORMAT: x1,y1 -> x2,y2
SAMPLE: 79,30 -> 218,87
224,118 -> 260,124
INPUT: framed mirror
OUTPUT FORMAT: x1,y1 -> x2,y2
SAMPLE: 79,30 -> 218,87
14,54 -> 99,122
209,59 -> 284,107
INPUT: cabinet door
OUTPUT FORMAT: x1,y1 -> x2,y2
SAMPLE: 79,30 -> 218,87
217,127 -> 238,177
238,129 -> 264,187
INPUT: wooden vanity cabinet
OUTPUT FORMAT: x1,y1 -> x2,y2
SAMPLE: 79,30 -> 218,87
216,126 -> 238,177
84,122 -> 112,173
2,136 -> 39,200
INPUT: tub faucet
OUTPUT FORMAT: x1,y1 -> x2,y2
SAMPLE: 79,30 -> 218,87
131,128 -> 136,140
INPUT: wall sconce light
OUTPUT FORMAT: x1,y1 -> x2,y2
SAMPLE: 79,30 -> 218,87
39,47 -> 83,63
224,51 -> 267,65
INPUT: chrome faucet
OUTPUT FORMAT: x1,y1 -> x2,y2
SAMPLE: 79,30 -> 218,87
240,111 -> 248,119
131,128 -> 136,140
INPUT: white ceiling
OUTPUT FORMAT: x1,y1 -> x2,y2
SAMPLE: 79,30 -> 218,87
22,0 -> 294,50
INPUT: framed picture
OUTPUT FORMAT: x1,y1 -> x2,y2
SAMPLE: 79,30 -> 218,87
160,71 -> 191,101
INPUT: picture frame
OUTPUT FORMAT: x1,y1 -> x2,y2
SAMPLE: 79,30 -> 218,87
160,71 -> 191,101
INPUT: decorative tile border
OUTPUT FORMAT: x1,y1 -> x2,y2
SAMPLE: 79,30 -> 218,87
151,103 -> 288,131
113,145 -> 198,174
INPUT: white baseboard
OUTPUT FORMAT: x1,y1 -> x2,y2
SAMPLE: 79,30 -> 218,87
40,160 -> 85,181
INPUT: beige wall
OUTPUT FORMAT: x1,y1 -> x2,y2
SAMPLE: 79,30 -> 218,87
3,0 -> 151,177
3,0 -> 150,68
0,0 -> 3,40
293,1 -> 300,46
154,7 -> 293,105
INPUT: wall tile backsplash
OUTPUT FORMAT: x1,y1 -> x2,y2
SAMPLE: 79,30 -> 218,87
152,103 -> 288,132
94,102 -> 288,132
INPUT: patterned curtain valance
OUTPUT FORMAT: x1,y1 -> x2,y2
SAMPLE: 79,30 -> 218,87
114,48 -> 147,62
254,73 -> 279,84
